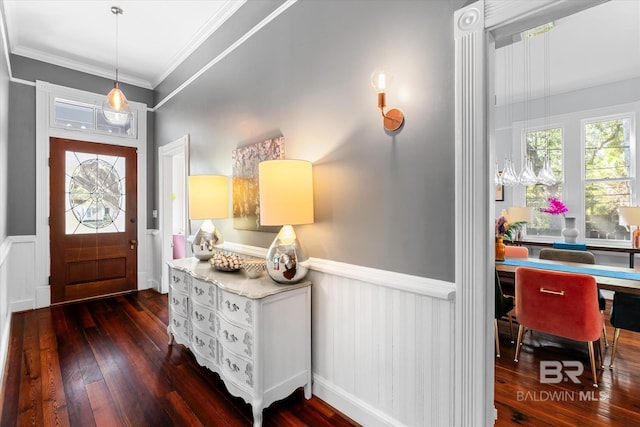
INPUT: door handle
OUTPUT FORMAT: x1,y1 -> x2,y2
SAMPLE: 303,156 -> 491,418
130,239 -> 137,250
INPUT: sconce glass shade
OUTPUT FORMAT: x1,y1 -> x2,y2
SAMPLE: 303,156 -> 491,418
188,175 -> 229,260
259,160 -> 314,283
619,206 -> 640,248
370,69 -> 404,132
370,69 -> 393,92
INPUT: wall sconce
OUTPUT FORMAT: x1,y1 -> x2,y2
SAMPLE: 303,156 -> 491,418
371,69 -> 404,132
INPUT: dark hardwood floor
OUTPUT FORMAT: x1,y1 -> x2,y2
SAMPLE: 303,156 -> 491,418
0,290 -> 359,427
495,299 -> 640,426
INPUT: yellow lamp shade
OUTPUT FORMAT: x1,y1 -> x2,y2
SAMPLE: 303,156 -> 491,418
188,175 -> 229,220
508,206 -> 533,223
619,206 -> 640,226
258,160 -> 314,226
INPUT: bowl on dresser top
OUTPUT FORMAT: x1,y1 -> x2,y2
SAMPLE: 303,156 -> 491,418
209,251 -> 243,271
242,259 -> 267,279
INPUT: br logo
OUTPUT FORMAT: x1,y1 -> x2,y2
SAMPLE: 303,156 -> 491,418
540,361 -> 584,384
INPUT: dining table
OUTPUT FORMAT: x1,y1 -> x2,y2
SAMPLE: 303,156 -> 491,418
496,257 -> 640,295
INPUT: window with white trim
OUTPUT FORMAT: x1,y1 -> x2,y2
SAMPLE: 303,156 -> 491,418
514,104 -> 638,244
584,115 -> 633,240
525,127 -> 563,237
53,98 -> 135,137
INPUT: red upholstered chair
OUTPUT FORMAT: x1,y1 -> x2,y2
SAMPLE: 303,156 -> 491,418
539,248 -> 608,345
505,245 -> 529,259
514,267 -> 604,387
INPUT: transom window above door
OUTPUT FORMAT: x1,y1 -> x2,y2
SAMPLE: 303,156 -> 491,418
53,98 -> 136,137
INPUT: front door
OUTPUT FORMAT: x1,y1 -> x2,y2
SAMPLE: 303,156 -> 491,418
50,137 -> 138,304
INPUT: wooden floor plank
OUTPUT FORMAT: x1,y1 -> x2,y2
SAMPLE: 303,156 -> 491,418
53,305 -> 100,427
17,311 -> 44,427
0,313 -> 25,425
40,348 -> 71,427
1,290 -> 360,427
162,390 -> 205,427
85,379 -> 124,427
495,299 -> 640,426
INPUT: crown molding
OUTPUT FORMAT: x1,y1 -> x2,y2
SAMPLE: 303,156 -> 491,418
150,0 -> 246,88
11,45 -> 153,89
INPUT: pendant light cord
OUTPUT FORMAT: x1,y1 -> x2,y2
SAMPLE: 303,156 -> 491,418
111,6 -> 123,84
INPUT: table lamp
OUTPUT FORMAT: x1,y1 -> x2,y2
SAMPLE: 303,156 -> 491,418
258,160 -> 314,283
618,206 -> 640,248
188,175 -> 228,260
508,206 -> 533,241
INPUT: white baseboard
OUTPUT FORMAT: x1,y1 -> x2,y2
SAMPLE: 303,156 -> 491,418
147,278 -> 161,293
35,286 -> 50,309
313,375 -> 406,427
9,299 -> 33,313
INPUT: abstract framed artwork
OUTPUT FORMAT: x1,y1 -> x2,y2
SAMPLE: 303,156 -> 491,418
232,137 -> 285,231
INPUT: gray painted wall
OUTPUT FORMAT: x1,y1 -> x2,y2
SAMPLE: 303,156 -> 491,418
154,0 -> 460,281
6,83 -> 35,235
7,55 -> 155,234
0,27 -> 8,242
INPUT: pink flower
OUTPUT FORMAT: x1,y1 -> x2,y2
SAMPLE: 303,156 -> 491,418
540,197 -> 568,215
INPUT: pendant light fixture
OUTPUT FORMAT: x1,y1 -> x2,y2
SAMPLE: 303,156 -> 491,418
102,6 -> 130,125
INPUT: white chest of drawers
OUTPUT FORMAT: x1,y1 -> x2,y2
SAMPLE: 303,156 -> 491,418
167,258 -> 312,427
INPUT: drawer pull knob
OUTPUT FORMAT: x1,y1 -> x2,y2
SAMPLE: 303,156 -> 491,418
195,336 -> 205,347
225,300 -> 240,312
195,311 -> 205,321
194,286 -> 204,296
225,358 -> 240,372
223,330 -> 237,343
172,275 -> 181,283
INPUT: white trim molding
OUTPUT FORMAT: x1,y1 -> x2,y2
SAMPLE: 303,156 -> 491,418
454,3 -> 491,425
153,0 -> 298,111
35,81 -> 148,307
223,242 -> 455,300
454,1 -> 613,424
158,135 -> 190,294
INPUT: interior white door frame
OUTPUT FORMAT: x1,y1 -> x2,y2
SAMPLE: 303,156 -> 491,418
158,135 -> 189,294
453,0 -> 608,424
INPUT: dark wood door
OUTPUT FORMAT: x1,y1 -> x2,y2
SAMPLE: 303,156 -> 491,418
50,137 -> 138,304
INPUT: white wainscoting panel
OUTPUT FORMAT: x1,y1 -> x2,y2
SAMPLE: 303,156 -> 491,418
308,269 -> 455,427
7,236 -> 37,312
0,237 -> 11,392
146,229 -> 161,292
